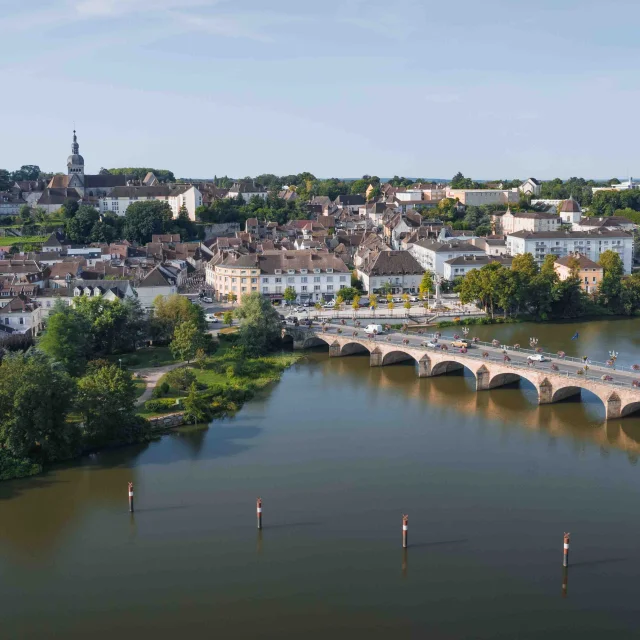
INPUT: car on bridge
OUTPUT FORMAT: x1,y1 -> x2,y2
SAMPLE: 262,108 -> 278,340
422,339 -> 439,348
451,339 -> 470,348
527,354 -> 549,363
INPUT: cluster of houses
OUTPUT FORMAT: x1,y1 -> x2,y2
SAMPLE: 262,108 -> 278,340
0,133 -> 636,335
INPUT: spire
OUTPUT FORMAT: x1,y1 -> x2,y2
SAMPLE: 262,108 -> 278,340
71,129 -> 79,155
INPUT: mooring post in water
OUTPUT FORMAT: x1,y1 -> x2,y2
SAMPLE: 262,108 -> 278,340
257,497 -> 262,530
562,566 -> 569,598
563,532 -> 570,567
128,482 -> 134,513
402,514 -> 408,548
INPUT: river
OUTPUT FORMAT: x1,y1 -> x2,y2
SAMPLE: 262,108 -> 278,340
1,319 -> 640,639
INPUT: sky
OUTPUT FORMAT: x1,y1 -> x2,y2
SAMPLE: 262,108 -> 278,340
1,0 -> 639,180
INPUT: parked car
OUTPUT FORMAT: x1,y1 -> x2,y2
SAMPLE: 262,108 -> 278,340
451,339 -> 470,348
422,340 -> 438,348
205,314 -> 219,323
392,297 -> 403,303
527,354 -> 549,363
323,301 -> 335,308
409,296 -> 419,302
202,297 -> 213,304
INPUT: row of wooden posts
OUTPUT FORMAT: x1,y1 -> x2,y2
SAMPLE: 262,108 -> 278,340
126,483 -> 572,568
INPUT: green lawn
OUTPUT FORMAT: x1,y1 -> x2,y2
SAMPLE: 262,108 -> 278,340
133,378 -> 147,399
0,236 -> 48,246
109,346 -> 178,369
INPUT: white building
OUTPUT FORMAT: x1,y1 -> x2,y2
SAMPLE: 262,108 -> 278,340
228,181 -> 268,202
135,264 -> 180,309
443,255 -> 513,281
592,177 -> 640,193
259,251 -> 350,303
500,209 -> 561,234
101,185 -> 202,220
0,295 -> 43,337
557,197 -> 582,225
356,251 -> 423,295
409,239 -> 486,277
506,230 -> 634,274
519,178 -> 542,196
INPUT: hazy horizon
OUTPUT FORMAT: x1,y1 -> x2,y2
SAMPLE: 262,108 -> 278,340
1,0 -> 638,179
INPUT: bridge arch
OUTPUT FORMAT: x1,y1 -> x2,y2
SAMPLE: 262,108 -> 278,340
381,350 -> 416,366
550,385 -> 583,403
621,400 -> 640,418
340,341 -> 371,356
303,335 -> 331,349
431,359 -> 474,379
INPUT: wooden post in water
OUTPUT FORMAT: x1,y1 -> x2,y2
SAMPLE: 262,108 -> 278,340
563,532 -> 570,567
402,514 -> 408,548
257,497 -> 262,530
128,482 -> 134,513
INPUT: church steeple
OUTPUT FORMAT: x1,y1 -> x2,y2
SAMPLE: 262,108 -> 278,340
71,129 -> 79,155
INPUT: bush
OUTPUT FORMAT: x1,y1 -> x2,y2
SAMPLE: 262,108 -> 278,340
144,398 -> 181,412
0,449 -> 42,481
152,381 -> 170,398
164,367 -> 196,391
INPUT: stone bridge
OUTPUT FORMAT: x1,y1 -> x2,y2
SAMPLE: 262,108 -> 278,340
283,326 -> 640,420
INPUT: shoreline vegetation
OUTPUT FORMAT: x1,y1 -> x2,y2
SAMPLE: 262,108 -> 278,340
0,291 -> 297,482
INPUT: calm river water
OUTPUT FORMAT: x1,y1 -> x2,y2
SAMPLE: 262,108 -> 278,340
2,319 -> 640,639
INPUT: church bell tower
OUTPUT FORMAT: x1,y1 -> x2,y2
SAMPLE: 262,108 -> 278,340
67,129 -> 85,195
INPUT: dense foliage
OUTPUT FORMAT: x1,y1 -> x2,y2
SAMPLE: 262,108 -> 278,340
102,167 -> 176,183
234,292 -> 283,356
457,250 -> 640,320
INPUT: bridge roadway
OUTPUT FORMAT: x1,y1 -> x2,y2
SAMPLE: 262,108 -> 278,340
284,324 -> 640,420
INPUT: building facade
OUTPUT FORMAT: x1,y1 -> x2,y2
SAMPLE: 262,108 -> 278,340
554,254 -> 603,294
410,239 -> 486,277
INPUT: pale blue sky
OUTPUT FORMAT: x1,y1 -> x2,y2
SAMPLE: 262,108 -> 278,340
1,0 -> 639,179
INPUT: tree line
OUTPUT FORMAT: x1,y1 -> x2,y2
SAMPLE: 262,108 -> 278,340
457,250 -> 640,320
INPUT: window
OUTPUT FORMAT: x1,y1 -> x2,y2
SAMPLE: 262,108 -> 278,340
327,276 -> 333,283
339,276 -> 347,282
301,286 -> 307,292
327,285 -> 333,291
241,278 -> 247,283
3,318 -> 8,324
263,278 -> 270,284
288,269 -> 295,274
314,268 -> 321,273
314,285 -> 320,291
242,287 -> 247,292
301,277 -> 307,283
327,268 -> 333,273
251,278 -> 257,283
314,276 -> 320,283
287,277 -> 295,283
301,269 -> 308,274
19,318 -> 24,325
275,269 -> 282,275
340,285 -> 346,290
263,287 -> 269,293
275,277 -> 282,283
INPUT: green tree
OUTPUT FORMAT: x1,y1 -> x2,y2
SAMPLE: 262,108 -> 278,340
62,198 -> 79,219
124,200 -> 173,244
38,300 -> 90,376
598,250 -> 624,310
352,295 -> 360,312
170,320 -> 205,363
18,204 -> 31,223
351,271 -> 364,291
65,205 -> 100,243
335,287 -> 360,301
284,286 -> 297,305
152,294 -> 205,343
0,351 -> 77,463
234,292 -> 283,356
0,169 -> 11,191
73,296 -> 130,356
183,383 -> 211,424
76,363 -> 147,448
222,310 -> 234,326
367,186 -> 382,201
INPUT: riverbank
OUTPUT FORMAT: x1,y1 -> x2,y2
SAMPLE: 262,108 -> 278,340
138,338 -> 302,422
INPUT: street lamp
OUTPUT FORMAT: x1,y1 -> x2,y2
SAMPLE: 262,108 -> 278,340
609,350 -> 619,370
462,327 -> 469,338
118,358 -> 122,370
529,337 -> 539,350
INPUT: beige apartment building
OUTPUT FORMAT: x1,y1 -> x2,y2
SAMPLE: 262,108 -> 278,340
212,254 -> 261,301
554,253 -> 603,294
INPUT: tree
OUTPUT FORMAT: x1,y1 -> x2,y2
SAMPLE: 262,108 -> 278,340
335,287 -> 360,301
284,286 -> 297,305
124,201 -> 173,244
223,311 -> 234,326
18,204 -> 31,223
65,205 -> 100,243
73,296 -> 131,356
170,320 -> 205,363
0,351 -> 77,463
152,294 -> 205,343
367,186 -> 382,201
598,250 -> 624,310
335,294 -> 344,310
419,271 -> 433,298
38,300 -> 90,376
234,292 -> 283,356
183,383 -> 211,424
76,363 -> 146,448
352,295 -> 360,312
351,271 -> 364,291
381,282 -> 393,296
62,198 -> 79,219
0,169 -> 11,191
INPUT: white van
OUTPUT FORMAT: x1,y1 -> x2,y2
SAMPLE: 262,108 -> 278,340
365,324 -> 383,334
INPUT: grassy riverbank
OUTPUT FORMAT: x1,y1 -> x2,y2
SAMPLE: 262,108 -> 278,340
138,339 -> 302,420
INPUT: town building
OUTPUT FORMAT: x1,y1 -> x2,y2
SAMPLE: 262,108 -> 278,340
519,178 -> 542,197
227,181 -> 268,202
506,229 -> 634,274
356,251 -> 423,295
557,196 -> 582,225
100,185 -> 202,220
446,188 -> 519,206
409,239 -> 486,277
554,253 -> 603,294
498,208 -> 561,235
135,264 -> 181,309
0,295 -> 43,337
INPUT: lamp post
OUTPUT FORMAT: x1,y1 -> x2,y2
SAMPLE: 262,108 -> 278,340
118,358 -> 122,370
609,350 -> 619,370
462,327 -> 469,338
529,337 -> 538,350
